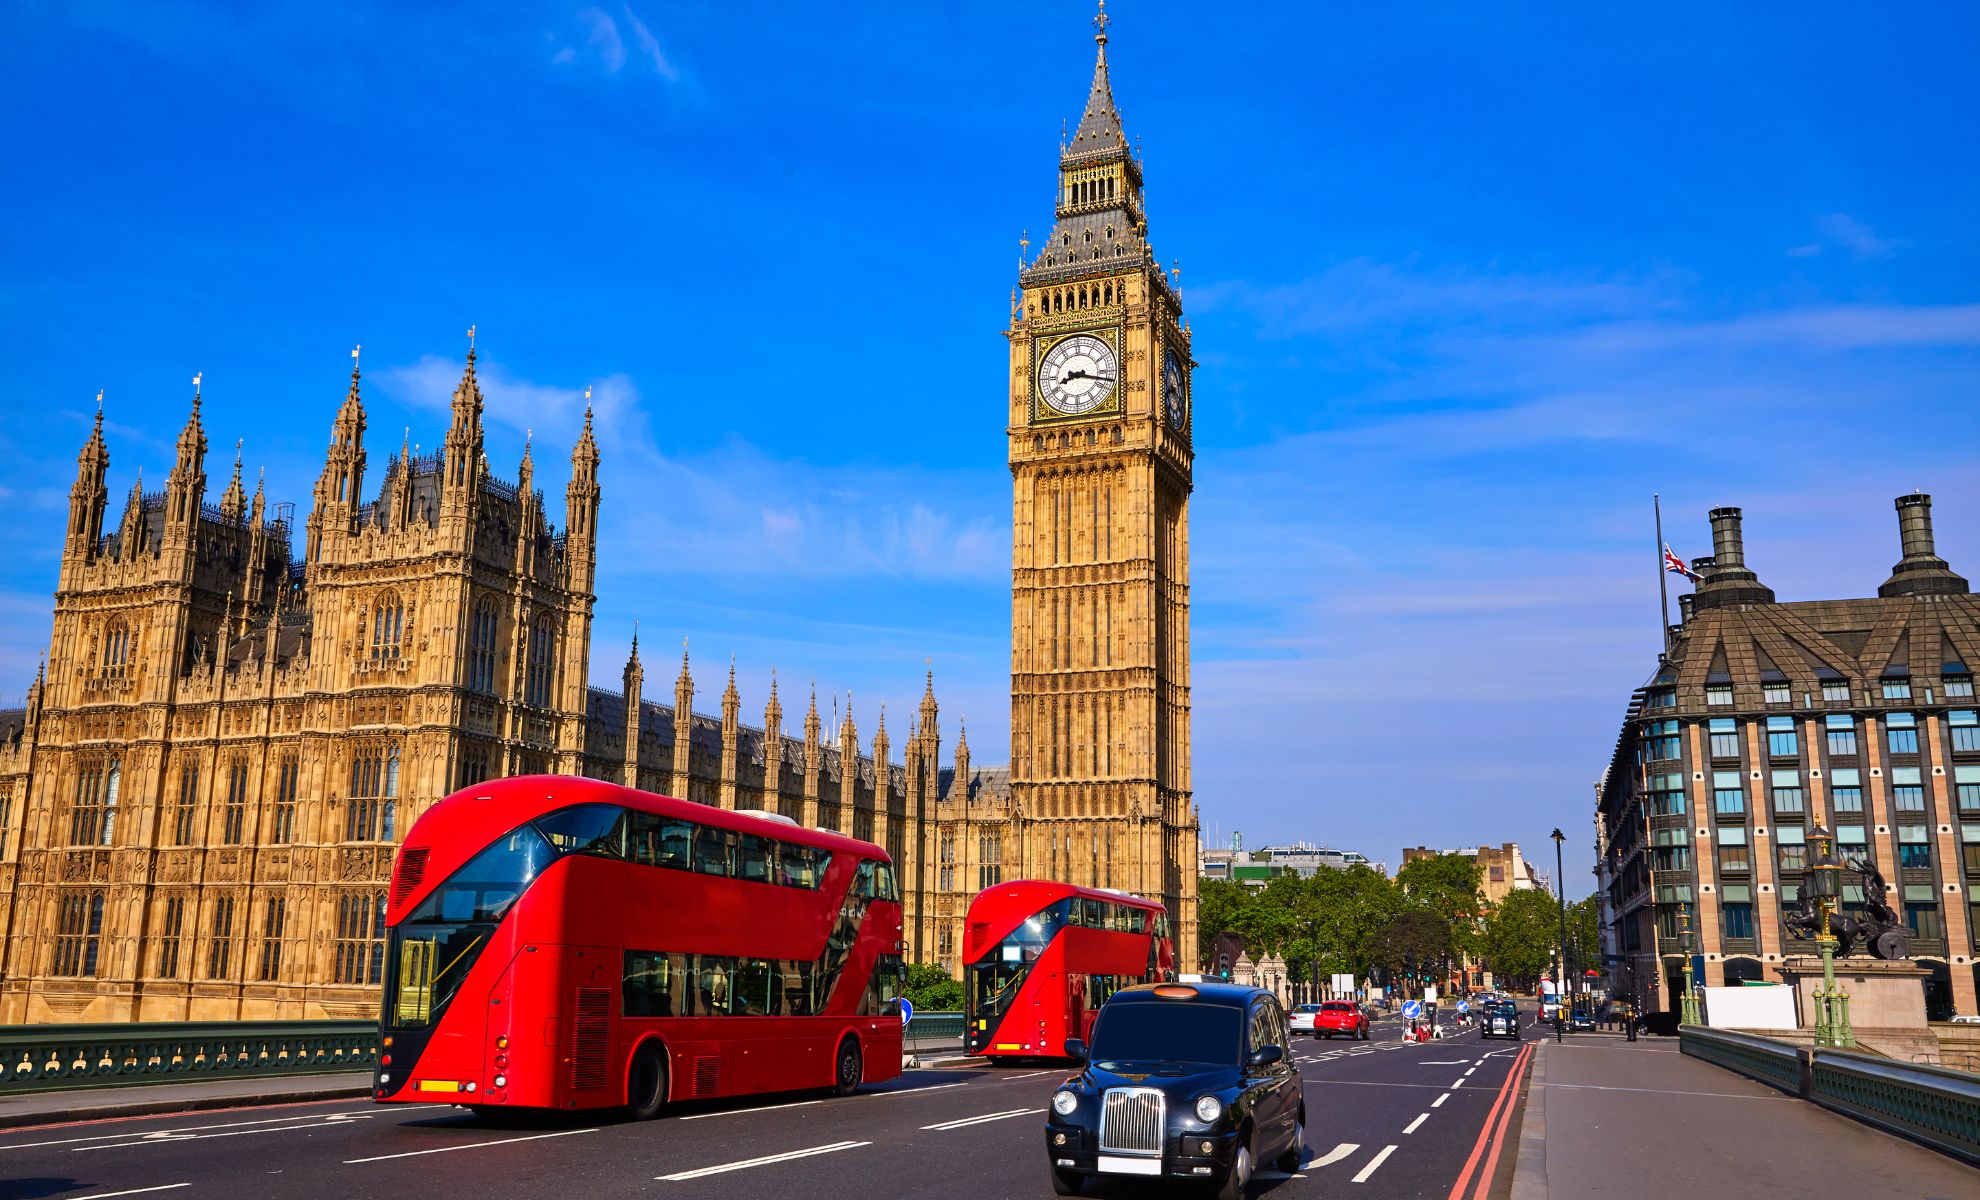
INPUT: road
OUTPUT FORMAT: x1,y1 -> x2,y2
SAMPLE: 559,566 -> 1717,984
0,1017 -> 1531,1200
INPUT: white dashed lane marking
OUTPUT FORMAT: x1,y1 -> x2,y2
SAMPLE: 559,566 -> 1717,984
1433,1092 -> 1451,1107
658,1140 -> 872,1180
1403,1112 -> 1429,1134
1352,1144 -> 1398,1183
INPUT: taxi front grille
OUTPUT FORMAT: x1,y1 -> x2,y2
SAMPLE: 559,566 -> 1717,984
1098,1087 -> 1164,1155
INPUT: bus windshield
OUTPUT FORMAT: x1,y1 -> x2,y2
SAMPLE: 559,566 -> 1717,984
388,824 -> 555,1029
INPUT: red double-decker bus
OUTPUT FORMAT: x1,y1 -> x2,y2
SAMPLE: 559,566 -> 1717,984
374,777 -> 905,1116
962,880 -> 1174,1059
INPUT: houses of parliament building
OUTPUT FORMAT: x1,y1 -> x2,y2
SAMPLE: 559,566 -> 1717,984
0,9 -> 1199,1023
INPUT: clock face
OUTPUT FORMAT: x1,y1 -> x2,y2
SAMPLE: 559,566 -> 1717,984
1037,333 -> 1118,416
1164,350 -> 1186,429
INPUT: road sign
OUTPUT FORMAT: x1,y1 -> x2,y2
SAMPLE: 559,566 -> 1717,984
1423,985 -> 1437,1002
1456,1000 -> 1470,1015
900,998 -> 914,1028
1402,1000 -> 1422,1020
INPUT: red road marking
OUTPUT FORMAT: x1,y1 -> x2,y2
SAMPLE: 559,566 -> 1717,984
1444,1042 -> 1532,1200
1467,1046 -> 1535,1200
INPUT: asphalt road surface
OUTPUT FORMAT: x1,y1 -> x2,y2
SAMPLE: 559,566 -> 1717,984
0,1018 -> 1532,1200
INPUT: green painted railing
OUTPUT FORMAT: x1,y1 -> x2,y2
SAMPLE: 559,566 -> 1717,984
907,1011 -> 964,1041
0,1021 -> 378,1094
1682,1025 -> 1980,1165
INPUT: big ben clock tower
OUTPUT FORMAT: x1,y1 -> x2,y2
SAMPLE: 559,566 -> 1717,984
1007,3 -> 1199,960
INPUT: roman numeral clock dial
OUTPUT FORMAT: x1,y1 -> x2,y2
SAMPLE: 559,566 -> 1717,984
1037,333 -> 1118,417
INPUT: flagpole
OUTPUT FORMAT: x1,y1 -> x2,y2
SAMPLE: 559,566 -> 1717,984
1654,493 -> 1672,658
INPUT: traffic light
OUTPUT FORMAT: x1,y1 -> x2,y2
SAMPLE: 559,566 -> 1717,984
1217,954 -> 1231,980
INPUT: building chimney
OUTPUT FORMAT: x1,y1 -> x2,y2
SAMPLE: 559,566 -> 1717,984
1692,507 -> 1775,608
1879,493 -> 1969,597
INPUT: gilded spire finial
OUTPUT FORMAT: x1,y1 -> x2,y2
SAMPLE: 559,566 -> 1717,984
234,438 -> 243,473
191,371 -> 203,403
351,343 -> 361,371
467,324 -> 476,353
1094,0 -> 1109,45
95,389 -> 104,416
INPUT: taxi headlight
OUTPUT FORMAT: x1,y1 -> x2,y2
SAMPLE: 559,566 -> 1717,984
1195,1095 -> 1223,1123
1052,1090 -> 1079,1116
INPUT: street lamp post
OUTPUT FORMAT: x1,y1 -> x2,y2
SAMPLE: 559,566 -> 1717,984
1806,826 -> 1856,1048
1679,902 -> 1702,1026
1551,828 -> 1568,1040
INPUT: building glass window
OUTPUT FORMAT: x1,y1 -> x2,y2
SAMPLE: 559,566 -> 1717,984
1887,713 -> 1918,755
1825,715 -> 1858,757
526,618 -> 556,707
1717,826 -> 1751,873
102,619 -> 132,679
369,594 -> 404,660
1763,680 -> 1792,705
976,835 -> 1002,890
257,898 -> 286,982
1770,769 -> 1804,815
1837,824 -> 1869,863
1903,884 -> 1942,940
222,760 -> 249,844
1950,710 -> 1980,753
1722,884 -> 1754,940
1713,770 -> 1745,816
1651,826 -> 1690,873
174,762 -> 200,845
1882,676 -> 1912,701
1955,765 -> 1980,812
1897,826 -> 1931,869
207,895 -> 237,980
1890,766 -> 1926,813
1961,825 -> 1980,874
1647,687 -> 1677,710
68,760 -> 118,847
334,892 -> 387,985
1822,680 -> 1851,702
1709,718 -> 1741,759
1776,824 -> 1807,872
271,757 -> 299,844
469,600 -> 499,694
1766,716 -> 1798,758
156,894 -> 186,979
1646,720 -> 1680,761
1706,684 -> 1734,707
1650,772 -> 1686,817
937,834 -> 956,892
1946,675 -> 1975,700
52,892 -> 106,977
1830,767 -> 1863,813
346,744 -> 399,842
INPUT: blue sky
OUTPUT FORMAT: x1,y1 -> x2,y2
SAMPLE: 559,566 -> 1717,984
3,2 -> 1977,888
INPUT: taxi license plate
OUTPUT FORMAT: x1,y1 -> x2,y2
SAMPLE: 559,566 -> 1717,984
416,1080 -> 463,1093
1096,1156 -> 1161,1176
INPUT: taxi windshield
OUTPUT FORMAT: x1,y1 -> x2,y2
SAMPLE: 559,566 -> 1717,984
1089,1002 -> 1241,1068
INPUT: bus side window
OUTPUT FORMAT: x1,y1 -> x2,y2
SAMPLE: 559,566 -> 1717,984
626,811 -> 661,866
873,862 -> 899,902
738,834 -> 773,883
853,859 -> 876,899
623,950 -> 676,1017
658,819 -> 693,869
778,959 -> 816,1015
733,958 -> 774,1015
692,826 -> 735,877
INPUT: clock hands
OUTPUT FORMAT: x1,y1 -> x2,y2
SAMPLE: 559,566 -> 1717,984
1058,369 -> 1116,385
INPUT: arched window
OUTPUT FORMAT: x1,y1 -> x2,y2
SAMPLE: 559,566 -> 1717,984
69,761 -> 109,846
100,760 -> 119,846
334,891 -> 388,985
527,618 -> 556,708
346,743 -> 399,842
53,892 -> 106,977
469,600 -> 498,694
369,594 -> 404,660
103,621 -> 131,679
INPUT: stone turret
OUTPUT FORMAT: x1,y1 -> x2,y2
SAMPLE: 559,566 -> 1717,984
1878,493 -> 1969,598
1691,507 -> 1775,608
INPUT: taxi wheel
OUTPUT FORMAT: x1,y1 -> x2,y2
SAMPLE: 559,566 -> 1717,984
1215,1137 -> 1252,1200
1050,1167 -> 1085,1196
1275,1112 -> 1304,1172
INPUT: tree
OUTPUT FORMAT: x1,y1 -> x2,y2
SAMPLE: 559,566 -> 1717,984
1197,877 -> 1250,966
902,962 -> 964,1011
1482,887 -> 1559,990
1396,852 -> 1486,957
1372,907 -> 1454,992
1566,894 -> 1603,983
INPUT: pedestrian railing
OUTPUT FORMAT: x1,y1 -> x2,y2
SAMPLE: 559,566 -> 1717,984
0,1020 -> 378,1094
907,1011 -> 964,1041
1682,1025 -> 1980,1165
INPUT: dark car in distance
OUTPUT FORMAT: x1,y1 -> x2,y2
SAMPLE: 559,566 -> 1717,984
1044,982 -> 1305,1199
1479,999 -> 1521,1040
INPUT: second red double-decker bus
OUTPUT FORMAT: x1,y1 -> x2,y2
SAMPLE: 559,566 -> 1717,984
374,776 -> 905,1116
963,880 -> 1174,1059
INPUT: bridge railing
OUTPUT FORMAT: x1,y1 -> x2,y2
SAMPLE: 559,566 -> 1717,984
1682,1024 -> 1980,1165
0,1020 -> 378,1094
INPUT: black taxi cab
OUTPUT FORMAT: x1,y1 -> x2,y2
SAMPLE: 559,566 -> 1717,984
1043,982 -> 1304,1199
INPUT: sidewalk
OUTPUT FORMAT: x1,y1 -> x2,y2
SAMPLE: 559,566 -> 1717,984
1512,1034 -> 1978,1198
0,1071 -> 372,1131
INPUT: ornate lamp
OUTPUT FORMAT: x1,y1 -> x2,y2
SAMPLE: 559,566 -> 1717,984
1678,901 -> 1701,1027
1806,826 -> 1854,1047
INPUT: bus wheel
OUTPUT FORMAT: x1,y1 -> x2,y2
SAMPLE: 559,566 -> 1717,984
627,1044 -> 668,1120
832,1037 -> 863,1097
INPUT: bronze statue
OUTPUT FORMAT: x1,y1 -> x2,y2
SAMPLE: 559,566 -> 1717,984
1783,857 -> 1911,960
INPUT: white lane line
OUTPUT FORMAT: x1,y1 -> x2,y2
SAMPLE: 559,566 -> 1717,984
659,1139 -> 871,1180
69,1187 -> 192,1200
1308,1142 -> 1360,1167
1005,1070 -> 1055,1080
1403,1113 -> 1429,1135
1419,1060 -> 1469,1066
344,1127 -> 597,1164
922,1107 -> 1043,1131
1432,1092 -> 1451,1108
9,1112 -> 361,1151
1352,1144 -> 1398,1183
682,1099 -> 823,1120
866,1082 -> 970,1098
1464,1067 -> 1478,1077
1450,1077 -> 1464,1088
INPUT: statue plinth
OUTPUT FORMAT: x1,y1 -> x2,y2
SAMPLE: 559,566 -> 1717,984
1777,955 -> 1936,1063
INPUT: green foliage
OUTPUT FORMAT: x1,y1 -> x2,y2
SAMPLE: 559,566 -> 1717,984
1197,877 -> 1250,965
1395,852 -> 1486,955
902,961 -> 964,1011
1482,887 -> 1560,988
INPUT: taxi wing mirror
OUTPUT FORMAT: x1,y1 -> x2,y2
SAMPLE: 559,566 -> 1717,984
1247,1044 -> 1284,1069
1064,1038 -> 1088,1064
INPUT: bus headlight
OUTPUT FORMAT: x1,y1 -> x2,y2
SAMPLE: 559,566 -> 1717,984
1195,1095 -> 1223,1123
493,1074 -> 507,1089
1052,1090 -> 1078,1116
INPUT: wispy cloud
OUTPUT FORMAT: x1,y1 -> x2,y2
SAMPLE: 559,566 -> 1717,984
1787,212 -> 1905,260
557,6 -> 677,79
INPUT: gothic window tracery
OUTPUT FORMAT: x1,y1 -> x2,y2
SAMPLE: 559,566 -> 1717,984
68,758 -> 118,846
345,743 -> 399,842
469,600 -> 499,694
334,892 -> 387,985
102,620 -> 131,679
368,594 -> 405,660
52,892 -> 105,977
527,617 -> 556,707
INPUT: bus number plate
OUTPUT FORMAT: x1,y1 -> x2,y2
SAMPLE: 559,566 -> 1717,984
416,1080 -> 463,1093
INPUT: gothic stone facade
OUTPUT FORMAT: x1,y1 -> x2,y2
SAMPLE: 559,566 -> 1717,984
1599,497 -> 1980,1022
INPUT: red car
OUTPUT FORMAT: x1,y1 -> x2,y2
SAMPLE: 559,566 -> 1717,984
1312,999 -> 1370,1040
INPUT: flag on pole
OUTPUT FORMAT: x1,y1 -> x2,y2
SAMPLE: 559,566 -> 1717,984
1663,544 -> 1699,581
